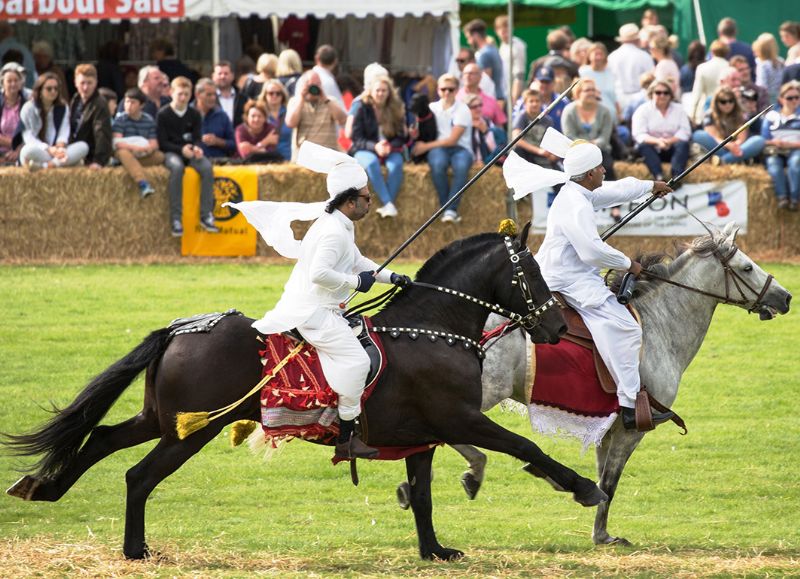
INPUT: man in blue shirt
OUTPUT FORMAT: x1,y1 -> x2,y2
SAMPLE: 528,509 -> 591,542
193,78 -> 236,160
463,19 -> 506,104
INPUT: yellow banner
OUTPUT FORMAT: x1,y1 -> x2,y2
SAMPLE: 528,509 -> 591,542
181,166 -> 258,257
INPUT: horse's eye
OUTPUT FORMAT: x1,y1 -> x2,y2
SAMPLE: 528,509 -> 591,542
743,265 -> 753,273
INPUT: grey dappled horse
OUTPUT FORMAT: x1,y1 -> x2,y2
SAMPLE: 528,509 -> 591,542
399,223 -> 792,546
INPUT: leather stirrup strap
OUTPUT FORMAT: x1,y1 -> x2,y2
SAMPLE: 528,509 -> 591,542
350,459 -> 359,486
635,389 -> 655,431
646,389 -> 688,435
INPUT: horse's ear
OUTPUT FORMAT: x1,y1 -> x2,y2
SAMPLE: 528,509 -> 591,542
515,221 -> 532,249
722,221 -> 740,243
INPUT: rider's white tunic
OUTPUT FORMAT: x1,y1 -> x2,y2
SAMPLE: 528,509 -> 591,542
253,209 -> 394,420
535,177 -> 653,408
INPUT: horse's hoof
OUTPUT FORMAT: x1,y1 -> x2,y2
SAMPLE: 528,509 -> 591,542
573,483 -> 608,507
423,547 -> 464,561
595,535 -> 632,547
124,542 -> 153,560
460,472 -> 481,500
6,475 -> 40,501
396,482 -> 410,510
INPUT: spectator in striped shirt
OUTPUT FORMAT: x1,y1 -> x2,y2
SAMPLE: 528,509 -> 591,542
112,87 -> 164,198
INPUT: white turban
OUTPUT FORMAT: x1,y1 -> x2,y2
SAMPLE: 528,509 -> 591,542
503,127 -> 603,200
296,141 -> 368,198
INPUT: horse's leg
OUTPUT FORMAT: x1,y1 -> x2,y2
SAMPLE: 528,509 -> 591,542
592,424 -> 644,546
396,444 -> 486,509
9,412 -> 160,503
405,447 -> 463,561
122,425 -> 222,559
443,412 -> 607,507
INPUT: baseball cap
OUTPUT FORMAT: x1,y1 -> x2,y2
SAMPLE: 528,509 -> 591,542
535,66 -> 554,82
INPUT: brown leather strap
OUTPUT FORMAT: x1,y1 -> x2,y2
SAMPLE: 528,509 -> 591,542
635,389 -> 655,431
646,389 -> 688,434
350,459 -> 359,486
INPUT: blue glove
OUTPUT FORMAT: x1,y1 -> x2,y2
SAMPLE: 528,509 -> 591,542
355,271 -> 376,292
391,273 -> 413,288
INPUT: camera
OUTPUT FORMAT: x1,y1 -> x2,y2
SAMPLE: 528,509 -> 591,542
308,84 -> 321,96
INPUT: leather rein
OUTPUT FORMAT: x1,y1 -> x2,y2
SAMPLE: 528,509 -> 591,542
638,244 -> 774,313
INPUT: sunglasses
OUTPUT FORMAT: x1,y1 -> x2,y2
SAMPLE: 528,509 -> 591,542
439,86 -> 456,93
468,104 -> 482,109
455,58 -> 467,64
43,85 -> 59,92
785,95 -> 800,101
717,98 -> 735,105
653,91 -> 671,96
265,91 -> 282,96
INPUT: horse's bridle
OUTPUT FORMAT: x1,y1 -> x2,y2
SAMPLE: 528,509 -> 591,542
640,244 -> 775,314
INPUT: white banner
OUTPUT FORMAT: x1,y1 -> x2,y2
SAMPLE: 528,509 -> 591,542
532,180 -> 748,236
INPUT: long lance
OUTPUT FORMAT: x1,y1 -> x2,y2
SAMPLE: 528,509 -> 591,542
600,104 -> 773,242
340,78 -> 582,308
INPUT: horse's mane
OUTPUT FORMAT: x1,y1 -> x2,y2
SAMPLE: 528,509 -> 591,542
606,229 -> 729,297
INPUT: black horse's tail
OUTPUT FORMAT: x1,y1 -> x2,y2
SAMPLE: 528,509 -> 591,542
2,327 -> 171,479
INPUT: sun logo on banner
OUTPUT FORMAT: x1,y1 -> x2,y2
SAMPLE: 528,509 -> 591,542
213,177 -> 244,221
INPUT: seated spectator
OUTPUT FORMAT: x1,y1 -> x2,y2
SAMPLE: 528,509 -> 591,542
730,56 -> 770,111
692,87 -> 765,165
752,33 -> 785,104
276,49 -> 303,97
350,75 -> 407,218
463,93 -> 497,166
194,77 -> 236,160
779,21 -> 800,66
562,79 -> 616,179
120,65 -> 171,119
512,89 -> 557,167
0,62 -> 26,165
69,64 -> 113,169
578,42 -> 619,121
20,73 -> 88,170
650,36 -> 681,99
98,87 -> 117,118
345,62 -> 388,140
234,100 -> 281,163
690,40 -> 730,125
412,73 -> 472,223
533,67 -> 568,131
761,81 -> 800,211
632,80 -> 690,181
157,76 -> 217,237
458,62 -> 506,128
740,87 -> 765,135
112,88 -> 164,198
285,70 -> 347,160
243,53 -> 277,101
679,40 -> 706,97
212,60 -> 246,128
258,79 -> 292,161
151,38 -> 198,84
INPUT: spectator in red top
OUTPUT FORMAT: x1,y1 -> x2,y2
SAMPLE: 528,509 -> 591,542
235,100 -> 281,163
457,63 -> 506,127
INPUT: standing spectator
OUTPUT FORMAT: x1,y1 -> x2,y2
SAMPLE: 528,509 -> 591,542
19,73 -> 88,170
0,23 -> 35,89
529,29 -> 578,86
650,36 -> 681,99
212,61 -> 246,128
569,38 -> 593,69
495,15 -> 527,104
464,93 -> 497,166
0,63 -> 26,164
753,33 -> 786,104
739,87 -> 765,135
641,8 -> 659,28
622,72 -> 656,129
762,81 -> 800,211
69,64 -> 112,169
95,41 -> 125,100
350,75 -> 407,218
112,88 -> 164,198
512,89 -> 557,167
680,41 -> 706,103
151,38 -> 198,84
285,70 -> 347,160
276,49 -> 303,97
31,41 -> 69,102
312,45 -> 345,108
243,53 -> 277,101
632,80 -> 691,181
121,66 -> 171,119
235,56 -> 256,91
453,47 -> 496,98
714,18 -> 756,79
157,76 -> 218,237
258,79 -> 292,161
562,79 -> 616,180
579,42 -> 619,121
692,87 -> 765,165
412,74 -> 472,224
458,63 -> 506,127
463,19 -> 506,103
194,78 -> 236,160
234,100 -> 280,163
608,23 -> 655,111
779,21 -> 800,66
690,40 -> 731,125
730,57 -> 770,111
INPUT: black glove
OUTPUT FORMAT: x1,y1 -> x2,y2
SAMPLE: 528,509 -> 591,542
390,273 -> 413,288
355,270 -> 376,292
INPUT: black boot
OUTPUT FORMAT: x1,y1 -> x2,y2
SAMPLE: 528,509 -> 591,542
621,407 -> 674,431
335,418 -> 379,459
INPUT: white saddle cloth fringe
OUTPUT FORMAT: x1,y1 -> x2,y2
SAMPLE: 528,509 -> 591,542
528,403 -> 618,453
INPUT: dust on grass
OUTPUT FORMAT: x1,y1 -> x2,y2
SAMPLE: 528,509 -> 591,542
1,536 -> 797,578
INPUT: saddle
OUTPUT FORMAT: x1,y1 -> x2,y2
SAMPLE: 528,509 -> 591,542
553,293 -> 638,395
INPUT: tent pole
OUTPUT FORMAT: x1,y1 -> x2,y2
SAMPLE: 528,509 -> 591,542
212,18 -> 220,66
588,5 -> 593,37
507,0 -> 513,131
692,0 -> 707,46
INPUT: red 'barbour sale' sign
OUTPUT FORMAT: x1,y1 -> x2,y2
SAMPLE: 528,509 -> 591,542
1,0 -> 184,20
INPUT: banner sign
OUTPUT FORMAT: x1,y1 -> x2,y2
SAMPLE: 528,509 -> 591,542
181,166 -> 258,257
532,180 -> 748,236
1,0 -> 184,21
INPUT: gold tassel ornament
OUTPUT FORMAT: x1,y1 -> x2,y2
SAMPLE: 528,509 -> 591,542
498,219 -> 518,236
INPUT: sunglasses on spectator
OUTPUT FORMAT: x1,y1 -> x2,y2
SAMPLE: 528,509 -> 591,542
439,86 -> 456,93
717,98 -> 735,105
653,90 -> 671,96
43,85 -> 59,92
468,103 -> 482,109
785,94 -> 800,101
455,58 -> 467,64
265,91 -> 282,96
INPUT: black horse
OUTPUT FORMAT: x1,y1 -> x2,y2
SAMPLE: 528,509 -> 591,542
4,225 -> 607,561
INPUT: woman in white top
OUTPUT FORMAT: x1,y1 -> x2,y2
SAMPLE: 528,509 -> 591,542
578,42 -> 619,122
19,72 -> 88,170
412,73 -> 473,223
779,21 -> 800,66
753,33 -> 785,104
650,36 -> 681,99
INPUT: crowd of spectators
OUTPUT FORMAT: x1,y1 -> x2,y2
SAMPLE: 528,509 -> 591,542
2,13 -> 800,238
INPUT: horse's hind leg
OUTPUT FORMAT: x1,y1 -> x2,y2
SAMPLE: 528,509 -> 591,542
8,411 -> 160,502
405,448 -> 464,561
123,426 -> 221,559
592,425 -> 644,545
396,443 -> 485,509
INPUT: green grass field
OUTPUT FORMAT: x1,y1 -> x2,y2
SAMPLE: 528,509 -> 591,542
1,263 -> 798,577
